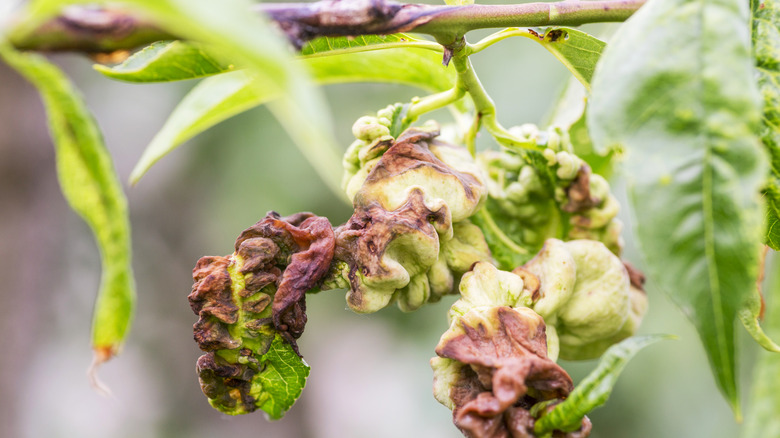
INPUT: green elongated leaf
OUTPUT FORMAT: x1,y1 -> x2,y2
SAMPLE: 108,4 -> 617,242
131,47 -> 455,183
533,335 -> 671,435
533,27 -> 605,90
753,0 -> 780,251
93,34 -> 441,83
743,253 -> 780,437
257,336 -> 311,420
94,40 -> 234,82
32,0 -> 344,198
0,45 -> 135,367
588,0 -> 767,416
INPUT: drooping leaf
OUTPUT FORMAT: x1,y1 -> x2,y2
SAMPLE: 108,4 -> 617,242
743,253 -> 780,437
532,27 -> 605,90
0,44 -> 135,369
131,47 -> 456,183
588,0 -> 767,416
533,335 -> 671,435
94,40 -> 233,82
257,335 -> 311,420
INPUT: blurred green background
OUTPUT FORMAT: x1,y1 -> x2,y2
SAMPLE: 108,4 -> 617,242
0,9 -> 765,437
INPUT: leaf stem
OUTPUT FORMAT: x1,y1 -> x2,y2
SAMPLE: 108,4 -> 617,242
451,51 -> 540,150
406,87 -> 466,120
470,28 -> 542,54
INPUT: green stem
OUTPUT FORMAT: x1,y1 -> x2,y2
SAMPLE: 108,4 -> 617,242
470,28 -> 542,54
406,87 -> 466,120
451,52 -> 540,151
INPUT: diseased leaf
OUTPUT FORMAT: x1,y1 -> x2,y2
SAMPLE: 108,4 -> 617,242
0,45 -> 135,368
588,0 -> 767,415
533,27 -> 605,90
131,47 -> 456,183
533,335 -> 671,435
743,253 -> 780,437
94,40 -> 233,82
258,335 -> 311,420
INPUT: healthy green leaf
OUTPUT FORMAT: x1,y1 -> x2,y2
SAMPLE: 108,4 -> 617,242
533,335 -> 672,436
131,47 -> 456,183
94,40 -> 233,82
743,253 -> 780,437
0,44 -> 135,366
533,27 -> 605,90
94,35 -> 442,84
588,0 -> 767,416
257,335 -> 311,420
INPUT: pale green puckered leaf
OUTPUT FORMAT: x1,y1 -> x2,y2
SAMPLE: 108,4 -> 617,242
259,336 -> 311,420
0,45 -> 135,370
533,27 -> 605,90
131,45 -> 455,183
94,40 -> 234,82
743,254 -> 780,437
588,0 -> 767,416
533,335 -> 671,436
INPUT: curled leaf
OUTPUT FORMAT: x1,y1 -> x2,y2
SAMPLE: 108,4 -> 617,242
189,211 -> 334,416
432,306 -> 590,438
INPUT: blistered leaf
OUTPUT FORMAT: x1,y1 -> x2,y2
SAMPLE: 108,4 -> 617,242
132,47 -> 456,183
589,0 -> 766,415
533,335 -> 671,435
743,253 -> 780,437
0,45 -> 135,370
94,40 -> 233,82
531,27 -> 605,90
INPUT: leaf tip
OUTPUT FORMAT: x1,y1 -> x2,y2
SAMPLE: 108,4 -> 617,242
88,345 -> 116,397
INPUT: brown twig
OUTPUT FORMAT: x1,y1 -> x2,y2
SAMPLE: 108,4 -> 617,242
8,0 -> 645,53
